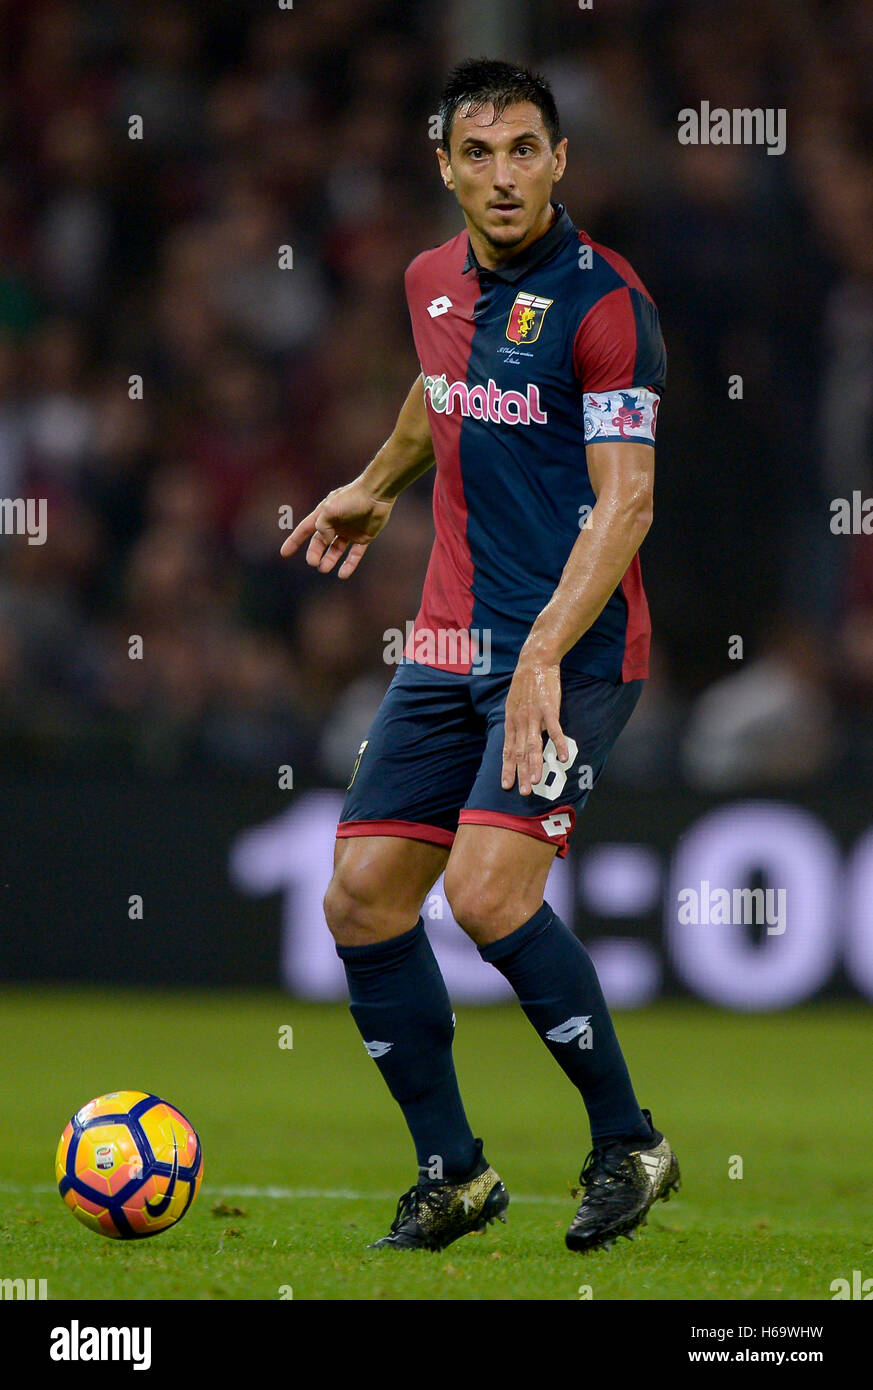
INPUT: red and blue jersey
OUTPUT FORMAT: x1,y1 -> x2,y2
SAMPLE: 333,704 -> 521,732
403,203 -> 666,682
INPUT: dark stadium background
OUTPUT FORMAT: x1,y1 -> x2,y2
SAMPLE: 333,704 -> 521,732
1,0 -> 873,1010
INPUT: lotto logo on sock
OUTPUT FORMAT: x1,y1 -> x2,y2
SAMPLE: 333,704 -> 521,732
363,1040 -> 393,1059
545,1015 -> 593,1048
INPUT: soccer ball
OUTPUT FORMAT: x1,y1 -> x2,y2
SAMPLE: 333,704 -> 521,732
55,1090 -> 203,1239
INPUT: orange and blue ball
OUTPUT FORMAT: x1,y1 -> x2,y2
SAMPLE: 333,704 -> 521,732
56,1091 -> 203,1238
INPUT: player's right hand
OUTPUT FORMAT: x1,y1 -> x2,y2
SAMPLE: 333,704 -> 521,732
279,482 -> 395,579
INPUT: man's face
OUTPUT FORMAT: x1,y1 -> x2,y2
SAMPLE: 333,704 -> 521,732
437,100 -> 567,260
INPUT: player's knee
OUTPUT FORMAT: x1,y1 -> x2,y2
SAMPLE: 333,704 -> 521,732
444,868 -> 514,943
323,845 -> 412,945
323,869 -> 381,943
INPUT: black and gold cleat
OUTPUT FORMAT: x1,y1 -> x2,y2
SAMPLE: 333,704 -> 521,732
369,1141 -> 509,1251
565,1109 -> 680,1253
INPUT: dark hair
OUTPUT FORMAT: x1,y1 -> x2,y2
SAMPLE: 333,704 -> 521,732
438,58 -> 561,153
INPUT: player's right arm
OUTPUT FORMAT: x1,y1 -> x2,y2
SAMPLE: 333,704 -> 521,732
279,375 -> 434,578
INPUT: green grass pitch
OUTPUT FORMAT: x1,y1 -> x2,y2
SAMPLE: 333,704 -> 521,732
1,988 -> 870,1301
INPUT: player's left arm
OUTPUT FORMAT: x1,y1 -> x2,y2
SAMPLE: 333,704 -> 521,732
501,438 -> 654,796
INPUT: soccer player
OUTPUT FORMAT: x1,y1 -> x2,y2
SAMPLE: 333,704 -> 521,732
281,59 -> 679,1253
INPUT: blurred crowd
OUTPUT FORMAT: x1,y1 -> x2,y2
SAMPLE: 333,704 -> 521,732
1,0 -> 872,788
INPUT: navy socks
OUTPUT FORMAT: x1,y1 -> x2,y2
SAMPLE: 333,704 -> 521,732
337,905 -> 649,1179
336,919 -> 478,1181
478,903 -> 651,1146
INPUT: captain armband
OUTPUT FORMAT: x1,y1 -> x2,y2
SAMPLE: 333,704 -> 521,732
582,387 -> 660,446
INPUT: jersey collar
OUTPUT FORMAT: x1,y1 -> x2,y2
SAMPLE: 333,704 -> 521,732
462,202 -> 576,282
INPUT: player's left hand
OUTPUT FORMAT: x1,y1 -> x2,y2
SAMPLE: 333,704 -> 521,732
501,655 -> 568,796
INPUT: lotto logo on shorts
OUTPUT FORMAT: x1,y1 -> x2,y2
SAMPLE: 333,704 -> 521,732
541,812 -> 573,837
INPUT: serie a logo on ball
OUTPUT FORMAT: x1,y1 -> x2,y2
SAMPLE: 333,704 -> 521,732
55,1090 -> 203,1238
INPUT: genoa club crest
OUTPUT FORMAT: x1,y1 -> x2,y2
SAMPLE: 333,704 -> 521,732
505,291 -> 553,345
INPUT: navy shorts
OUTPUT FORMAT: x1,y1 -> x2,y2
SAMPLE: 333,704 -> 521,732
338,659 -> 642,858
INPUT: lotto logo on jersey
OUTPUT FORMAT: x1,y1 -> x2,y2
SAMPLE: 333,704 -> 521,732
423,373 -> 548,426
505,291 -> 553,345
